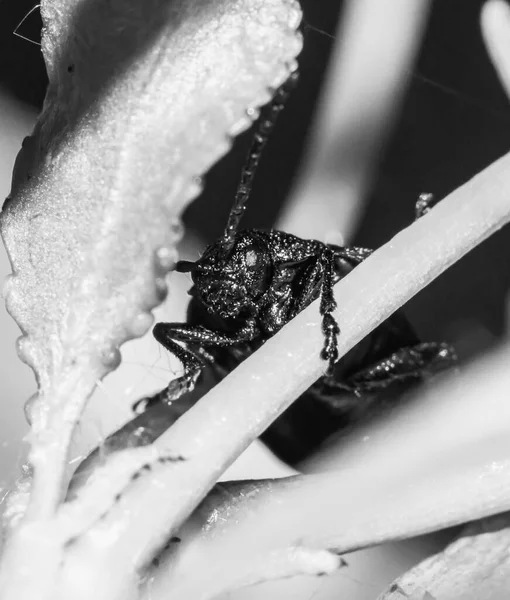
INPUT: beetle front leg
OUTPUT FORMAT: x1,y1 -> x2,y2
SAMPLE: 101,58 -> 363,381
137,320 -> 259,411
319,249 -> 341,376
161,321 -> 258,346
143,324 -> 212,407
291,250 -> 342,375
318,245 -> 374,374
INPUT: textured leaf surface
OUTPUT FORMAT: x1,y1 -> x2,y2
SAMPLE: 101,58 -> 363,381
2,0 -> 302,412
0,1 -> 303,595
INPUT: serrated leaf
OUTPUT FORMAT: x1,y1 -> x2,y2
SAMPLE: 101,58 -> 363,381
0,1 -> 303,596
1,0 -> 302,416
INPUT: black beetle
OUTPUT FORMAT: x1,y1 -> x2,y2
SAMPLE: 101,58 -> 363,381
135,73 -> 456,464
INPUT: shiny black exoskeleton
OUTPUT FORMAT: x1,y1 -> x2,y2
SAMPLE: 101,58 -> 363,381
138,74 -> 456,464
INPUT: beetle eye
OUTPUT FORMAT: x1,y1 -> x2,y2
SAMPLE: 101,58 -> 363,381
245,249 -> 259,268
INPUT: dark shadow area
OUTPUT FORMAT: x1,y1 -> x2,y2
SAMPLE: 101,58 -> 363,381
0,0 -> 47,106
354,0 -> 510,356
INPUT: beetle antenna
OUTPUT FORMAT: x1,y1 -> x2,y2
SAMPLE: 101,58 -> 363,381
222,70 -> 299,248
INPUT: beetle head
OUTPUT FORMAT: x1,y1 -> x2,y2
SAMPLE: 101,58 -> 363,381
176,231 -> 272,319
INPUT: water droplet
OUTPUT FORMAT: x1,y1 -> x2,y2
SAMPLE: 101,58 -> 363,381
170,219 -> 184,241
101,347 -> 121,369
155,247 -> 177,272
2,274 -> 13,299
23,393 -> 38,426
131,312 -> 154,338
155,277 -> 168,301
246,106 -> 260,119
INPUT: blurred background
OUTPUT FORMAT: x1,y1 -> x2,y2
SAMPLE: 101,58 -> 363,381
0,0 -> 509,597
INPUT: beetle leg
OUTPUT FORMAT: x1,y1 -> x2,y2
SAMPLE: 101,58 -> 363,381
331,246 -> 373,267
318,249 -> 341,375
288,250 -> 348,375
133,341 -> 223,413
158,321 -> 258,346
148,326 -> 209,406
143,321 -> 259,408
415,192 -> 440,219
325,341 -> 456,398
